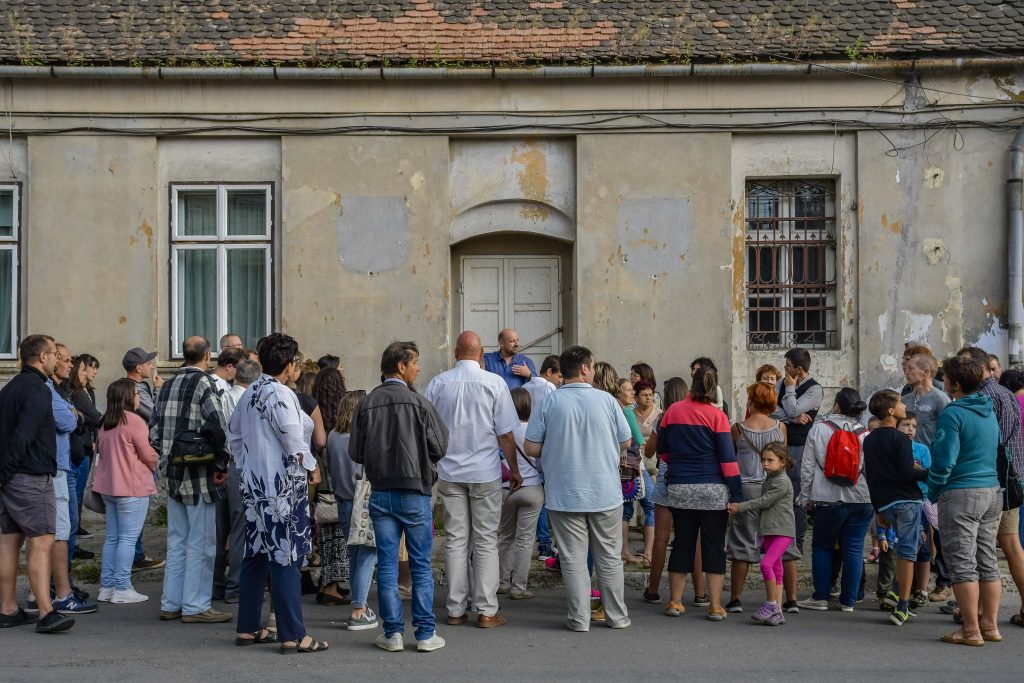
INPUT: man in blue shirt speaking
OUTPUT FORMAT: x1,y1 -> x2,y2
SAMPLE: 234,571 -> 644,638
483,328 -> 537,390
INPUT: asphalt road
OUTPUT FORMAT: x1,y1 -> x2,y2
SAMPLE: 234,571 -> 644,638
4,575 -> 1022,682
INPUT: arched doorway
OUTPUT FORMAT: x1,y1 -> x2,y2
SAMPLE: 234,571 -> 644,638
451,233 -> 574,368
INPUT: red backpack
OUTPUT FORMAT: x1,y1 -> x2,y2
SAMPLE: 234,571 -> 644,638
821,421 -> 867,486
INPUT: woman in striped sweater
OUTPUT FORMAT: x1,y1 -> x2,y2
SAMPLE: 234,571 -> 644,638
657,366 -> 743,620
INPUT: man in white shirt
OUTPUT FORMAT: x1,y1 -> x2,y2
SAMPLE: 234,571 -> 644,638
211,349 -> 245,602
425,331 -> 521,628
524,354 -> 561,412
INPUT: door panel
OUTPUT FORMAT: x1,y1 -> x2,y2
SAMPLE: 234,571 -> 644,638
461,256 -> 561,367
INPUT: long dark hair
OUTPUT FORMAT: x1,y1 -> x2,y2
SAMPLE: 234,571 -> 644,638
663,377 -> 689,408
313,367 -> 347,429
101,378 -> 138,431
65,353 -> 99,393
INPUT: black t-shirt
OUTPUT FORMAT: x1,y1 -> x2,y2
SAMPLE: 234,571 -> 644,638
296,392 -> 318,417
863,426 -> 928,511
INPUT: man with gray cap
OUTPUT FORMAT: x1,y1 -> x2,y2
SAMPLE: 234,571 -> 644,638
122,347 -> 165,573
123,347 -> 163,424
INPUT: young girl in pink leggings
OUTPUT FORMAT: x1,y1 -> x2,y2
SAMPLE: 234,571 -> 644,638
728,442 -> 796,626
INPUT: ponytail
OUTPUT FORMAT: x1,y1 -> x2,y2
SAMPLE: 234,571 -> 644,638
690,367 -> 719,404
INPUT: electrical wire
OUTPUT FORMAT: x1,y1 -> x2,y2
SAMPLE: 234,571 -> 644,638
766,53 -> 1020,104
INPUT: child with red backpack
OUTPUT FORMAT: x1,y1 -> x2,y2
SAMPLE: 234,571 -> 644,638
863,390 -> 930,626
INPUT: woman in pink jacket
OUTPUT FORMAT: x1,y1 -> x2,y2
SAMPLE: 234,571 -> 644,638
94,379 -> 159,604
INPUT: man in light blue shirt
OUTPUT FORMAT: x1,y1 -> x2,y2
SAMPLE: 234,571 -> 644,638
483,328 -> 537,390
46,343 -> 96,614
525,345 -> 632,632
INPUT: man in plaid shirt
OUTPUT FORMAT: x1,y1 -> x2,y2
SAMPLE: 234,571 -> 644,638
150,336 -> 231,624
957,346 -> 1024,619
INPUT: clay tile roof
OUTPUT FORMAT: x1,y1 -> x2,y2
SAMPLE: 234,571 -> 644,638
0,0 -> 1022,67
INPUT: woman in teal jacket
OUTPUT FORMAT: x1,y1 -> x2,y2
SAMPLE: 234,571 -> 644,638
927,356 -> 1002,647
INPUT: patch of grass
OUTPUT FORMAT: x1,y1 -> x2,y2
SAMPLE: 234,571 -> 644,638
152,504 -> 167,527
73,561 -> 101,584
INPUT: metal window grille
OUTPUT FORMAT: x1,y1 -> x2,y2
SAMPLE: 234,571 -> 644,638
745,179 -> 838,349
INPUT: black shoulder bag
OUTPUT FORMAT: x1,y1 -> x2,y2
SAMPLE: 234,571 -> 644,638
997,441 -> 1024,511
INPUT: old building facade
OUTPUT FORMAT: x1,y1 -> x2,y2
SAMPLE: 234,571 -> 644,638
1,1 -> 1022,411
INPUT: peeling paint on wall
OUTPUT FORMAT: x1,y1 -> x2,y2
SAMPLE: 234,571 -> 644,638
923,167 -> 945,189
973,318 -> 1009,358
922,238 -> 948,265
941,275 -> 963,346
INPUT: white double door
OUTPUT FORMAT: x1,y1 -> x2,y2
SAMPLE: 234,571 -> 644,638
461,256 -> 561,369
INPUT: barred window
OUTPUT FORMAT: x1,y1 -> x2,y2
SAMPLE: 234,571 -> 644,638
745,179 -> 837,349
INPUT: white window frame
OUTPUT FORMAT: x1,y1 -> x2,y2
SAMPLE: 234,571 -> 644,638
0,184 -> 19,360
170,183 -> 273,358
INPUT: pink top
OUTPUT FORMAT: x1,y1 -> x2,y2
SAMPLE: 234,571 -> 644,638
93,412 -> 159,497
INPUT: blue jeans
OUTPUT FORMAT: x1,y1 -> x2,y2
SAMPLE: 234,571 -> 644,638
881,503 -> 923,561
74,457 -> 91,515
161,497 -> 216,616
65,466 -> 80,563
369,490 -> 435,640
622,469 -> 655,527
810,502 -> 873,606
338,499 -> 378,609
100,495 -> 149,590
537,505 -> 552,551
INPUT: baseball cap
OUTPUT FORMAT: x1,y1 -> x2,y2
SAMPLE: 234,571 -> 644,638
122,347 -> 158,370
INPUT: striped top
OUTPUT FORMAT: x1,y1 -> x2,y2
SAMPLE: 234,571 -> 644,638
657,396 -> 743,502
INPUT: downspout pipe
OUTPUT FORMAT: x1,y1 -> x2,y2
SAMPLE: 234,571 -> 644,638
1009,124 -> 1024,367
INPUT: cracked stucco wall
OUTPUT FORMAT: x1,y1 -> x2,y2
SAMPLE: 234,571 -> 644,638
857,126 -> 1011,396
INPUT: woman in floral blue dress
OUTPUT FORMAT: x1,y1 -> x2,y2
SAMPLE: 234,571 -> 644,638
226,333 -> 328,654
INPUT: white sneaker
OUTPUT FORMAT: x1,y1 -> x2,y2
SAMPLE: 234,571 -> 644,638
375,633 -> 404,652
97,587 -> 115,602
416,633 -> 446,652
111,588 -> 149,604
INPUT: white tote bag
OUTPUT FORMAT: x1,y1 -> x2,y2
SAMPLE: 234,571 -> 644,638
347,472 -> 376,548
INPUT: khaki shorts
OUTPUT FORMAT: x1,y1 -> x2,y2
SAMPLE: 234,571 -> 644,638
0,473 -> 56,538
998,508 -> 1020,536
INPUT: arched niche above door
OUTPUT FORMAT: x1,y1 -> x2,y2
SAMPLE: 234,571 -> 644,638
451,199 -> 575,245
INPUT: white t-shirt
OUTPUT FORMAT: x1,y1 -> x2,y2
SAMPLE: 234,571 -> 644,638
510,422 -> 543,488
523,377 -> 557,418
425,360 -> 520,484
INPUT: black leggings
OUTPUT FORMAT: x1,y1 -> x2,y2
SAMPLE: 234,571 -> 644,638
668,508 -> 728,575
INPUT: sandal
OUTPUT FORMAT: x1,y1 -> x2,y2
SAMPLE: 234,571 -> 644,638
664,602 -> 685,617
940,629 -> 984,647
235,629 -> 277,646
281,636 -> 329,654
643,590 -> 662,604
981,630 -> 1003,642
707,606 -> 727,621
1010,611 -> 1024,627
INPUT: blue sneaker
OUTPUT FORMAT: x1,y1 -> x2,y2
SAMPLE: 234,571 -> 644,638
52,593 -> 98,615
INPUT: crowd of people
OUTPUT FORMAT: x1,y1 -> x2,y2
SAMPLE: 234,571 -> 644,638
0,328 -> 1022,652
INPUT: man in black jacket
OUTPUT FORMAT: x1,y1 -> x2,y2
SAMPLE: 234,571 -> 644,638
350,341 -> 448,654
0,334 -> 75,632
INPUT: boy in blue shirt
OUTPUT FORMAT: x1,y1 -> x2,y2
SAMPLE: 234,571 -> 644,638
897,412 -> 933,608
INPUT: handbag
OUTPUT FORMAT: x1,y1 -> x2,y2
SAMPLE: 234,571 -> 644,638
347,471 -> 376,548
82,454 -> 105,514
621,442 -> 643,501
314,491 -> 339,524
997,441 -> 1024,511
